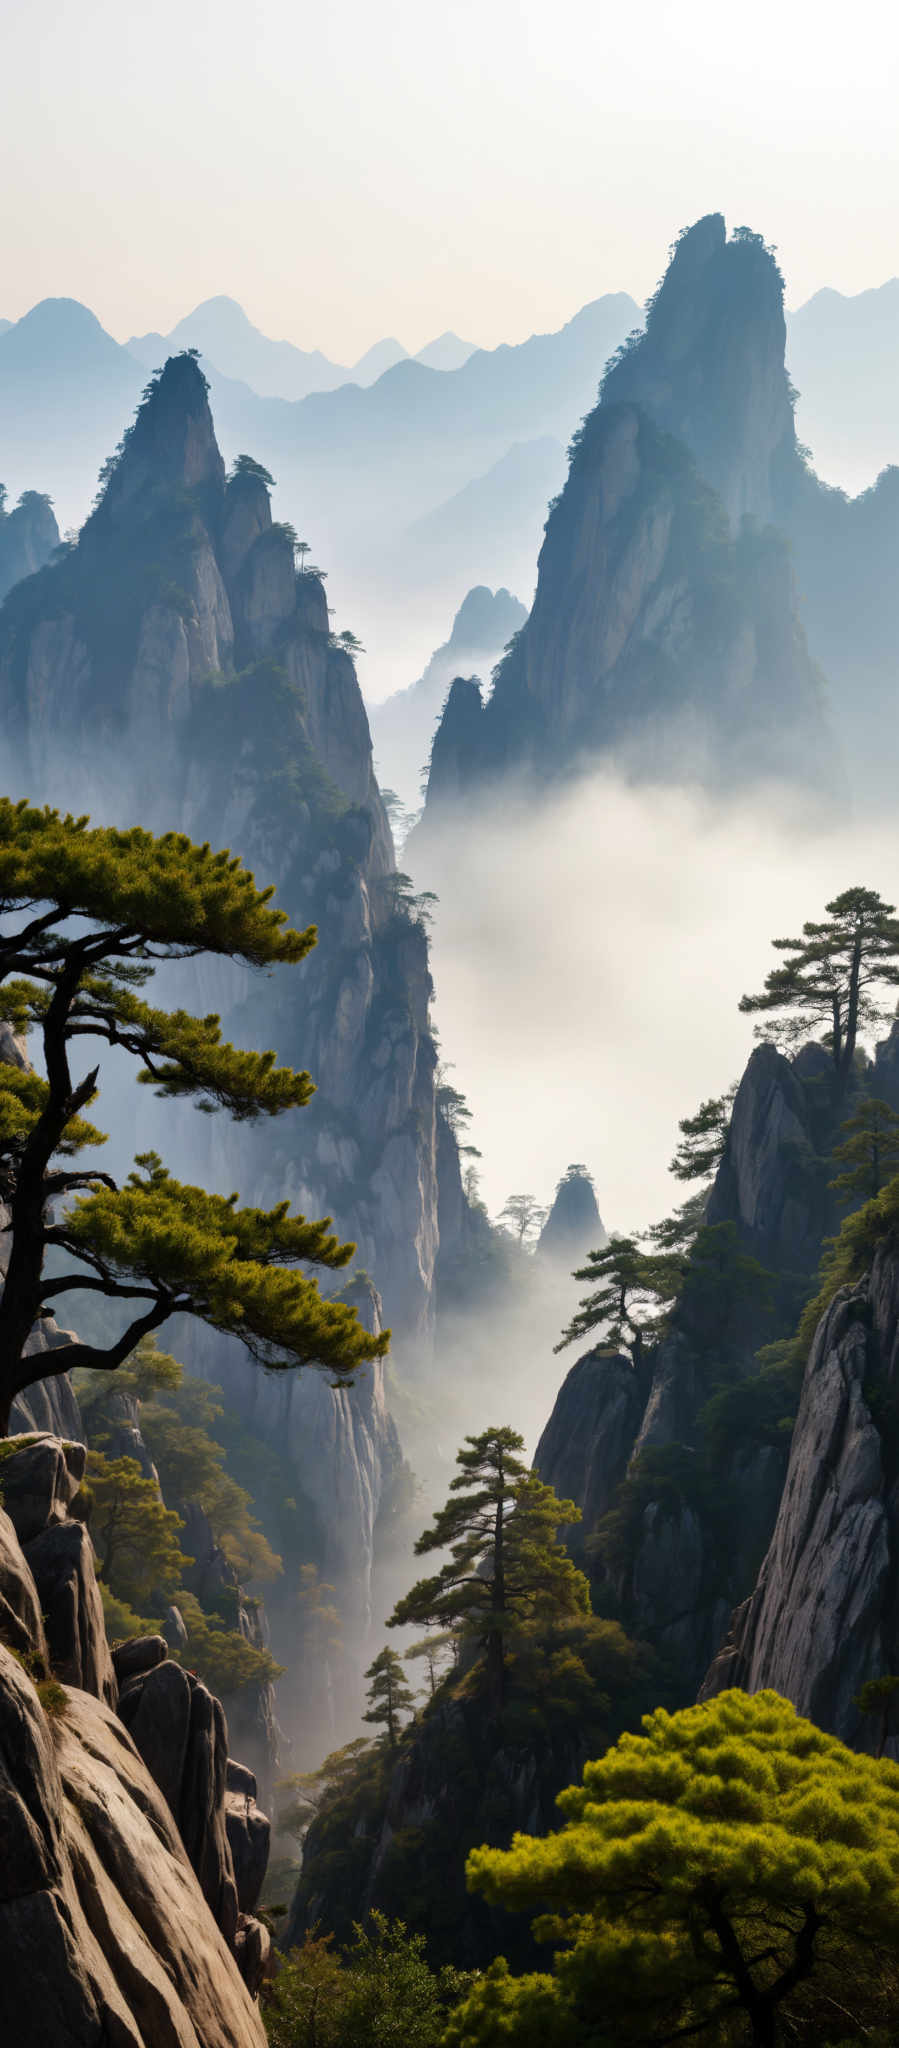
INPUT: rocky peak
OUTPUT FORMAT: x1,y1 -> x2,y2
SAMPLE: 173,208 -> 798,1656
0,486 -> 59,603
95,350 -> 226,519
601,215 -> 796,527
536,1165 -> 606,1267
447,584 -> 527,653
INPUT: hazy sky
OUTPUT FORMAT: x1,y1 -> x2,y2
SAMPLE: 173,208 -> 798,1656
3,0 -> 898,358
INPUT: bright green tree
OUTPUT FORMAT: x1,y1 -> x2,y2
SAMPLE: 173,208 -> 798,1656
87,1449 -> 187,1610
0,799 -> 387,1431
829,1095 -> 899,1202
739,886 -> 899,1085
363,1647 -> 415,1752
389,1427 -> 587,1709
555,1237 -> 682,1376
446,1689 -> 899,2048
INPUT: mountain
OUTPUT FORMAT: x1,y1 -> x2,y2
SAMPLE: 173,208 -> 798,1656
368,584 -> 528,810
0,297 -> 144,516
0,485 -> 59,602
787,278 -> 899,495
0,354 -> 480,1631
0,318 -> 10,335
127,293 -> 348,399
424,394 -> 834,807
127,301 -> 477,403
414,330 -> 477,371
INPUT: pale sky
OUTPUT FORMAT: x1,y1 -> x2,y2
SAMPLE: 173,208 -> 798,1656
2,0 -> 898,358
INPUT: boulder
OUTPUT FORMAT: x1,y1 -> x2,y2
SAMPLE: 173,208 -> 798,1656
24,1519 -> 117,1704
0,1645 -> 268,2047
118,1657 -> 239,1948
226,1791 -> 271,1913
112,1633 -> 168,1686
0,1431 -> 86,1542
0,1505 -> 47,1669
534,1349 -> 644,1556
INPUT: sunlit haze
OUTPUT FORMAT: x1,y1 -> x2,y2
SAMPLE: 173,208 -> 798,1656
2,0 -> 898,353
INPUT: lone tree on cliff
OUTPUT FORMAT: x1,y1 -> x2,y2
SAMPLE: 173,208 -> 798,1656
389,1426 -> 587,1710
0,799 -> 387,1432
669,1085 -> 737,1183
739,887 -> 899,1087
363,1647 -> 416,1751
556,1236 -> 682,1377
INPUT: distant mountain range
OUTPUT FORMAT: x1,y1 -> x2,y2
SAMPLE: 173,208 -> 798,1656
126,294 -> 478,400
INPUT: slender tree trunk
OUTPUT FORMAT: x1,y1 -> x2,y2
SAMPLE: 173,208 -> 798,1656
842,931 -> 864,1080
488,1447 -> 506,1710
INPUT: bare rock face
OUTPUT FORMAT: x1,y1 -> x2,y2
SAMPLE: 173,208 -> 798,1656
0,1645 -> 268,2048
0,1433 -> 273,2026
536,1168 -> 606,1269
701,1248 -> 899,1746
535,1350 -> 643,1559
0,485 -> 59,603
706,1042 -> 831,1275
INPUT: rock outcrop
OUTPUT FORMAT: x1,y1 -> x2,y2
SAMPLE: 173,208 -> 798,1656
0,350 -> 473,1628
536,1166 -> 606,1268
0,484 -> 59,603
706,1041 -> 834,1276
534,1350 -> 642,1559
0,1432 -> 271,2040
424,398 -> 833,806
701,1245 -> 899,1748
367,584 -> 527,810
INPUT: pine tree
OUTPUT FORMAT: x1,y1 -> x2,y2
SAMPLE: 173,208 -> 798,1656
404,1630 -> 458,1697
389,1427 -> 587,1709
669,1085 -> 736,1182
87,1450 -> 187,1610
0,800 -> 387,1431
498,1193 -> 546,1244
739,886 -> 899,1086
829,1095 -> 899,1201
363,1647 -> 416,1751
555,1237 -> 682,1377
449,1690 -> 899,2048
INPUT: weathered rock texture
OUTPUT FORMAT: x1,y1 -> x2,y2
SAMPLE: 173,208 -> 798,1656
424,222 -> 836,808
0,484 -> 59,603
367,583 -> 527,809
534,1349 -> 642,1559
0,351 -> 475,1623
0,1432 -> 272,2040
536,1167 -> 606,1268
701,1246 -> 899,1749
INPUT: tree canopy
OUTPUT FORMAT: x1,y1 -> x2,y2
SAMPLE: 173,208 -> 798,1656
669,1086 -> 736,1183
447,1689 -> 899,2048
829,1094 -> 899,1202
389,1426 -> 587,1707
0,800 -> 387,1430
739,886 -> 899,1084
555,1236 -> 682,1374
363,1647 -> 416,1751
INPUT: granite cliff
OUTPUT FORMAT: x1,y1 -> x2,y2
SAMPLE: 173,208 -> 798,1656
0,484 -> 59,603
0,1430 -> 271,2044
0,352 -> 472,1638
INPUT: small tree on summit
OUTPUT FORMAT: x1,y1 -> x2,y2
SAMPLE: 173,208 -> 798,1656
739,887 -> 899,1087
389,1426 -> 587,1710
0,800 -> 387,1433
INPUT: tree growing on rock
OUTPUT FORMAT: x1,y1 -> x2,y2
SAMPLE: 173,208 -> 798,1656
447,1689 -> 899,2048
555,1237 -> 682,1378
669,1084 -> 737,1183
829,1095 -> 899,1202
0,799 -> 387,1432
389,1427 -> 587,1710
498,1193 -> 547,1245
87,1450 -> 187,1611
739,886 -> 899,1087
363,1647 -> 416,1751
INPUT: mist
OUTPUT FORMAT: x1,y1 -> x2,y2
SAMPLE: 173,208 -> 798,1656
407,768 -> 899,1235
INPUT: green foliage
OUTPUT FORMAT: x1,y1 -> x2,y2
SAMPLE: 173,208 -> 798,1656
404,1629 -> 457,1698
674,1222 -> 774,1375
669,1085 -> 736,1183
275,1739 -> 374,1844
0,800 -> 387,1420
556,1236 -> 682,1366
170,1588 -> 283,1696
87,1450 -> 187,1609
498,1194 -> 546,1246
829,1095 -> 899,1201
36,1678 -> 68,1720
263,1913 -> 470,2047
99,1582 -> 158,1641
363,1647 -> 416,1751
230,453 -> 276,486
389,1428 -> 587,1705
451,1690 -> 899,2047
739,886 -> 899,1079
64,1153 -> 386,1381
